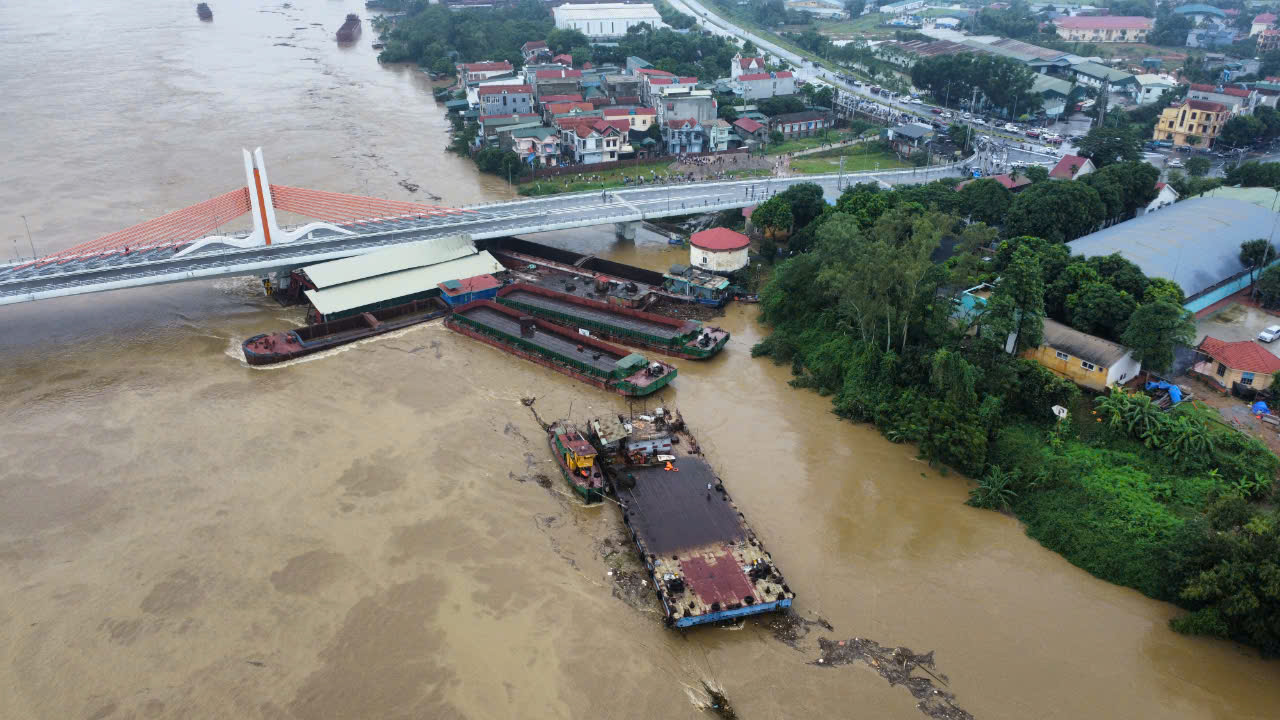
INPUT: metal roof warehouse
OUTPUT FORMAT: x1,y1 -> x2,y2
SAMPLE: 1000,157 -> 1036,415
1067,196 -> 1280,312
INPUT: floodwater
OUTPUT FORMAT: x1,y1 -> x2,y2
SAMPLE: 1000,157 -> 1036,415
1,1 -> 1278,718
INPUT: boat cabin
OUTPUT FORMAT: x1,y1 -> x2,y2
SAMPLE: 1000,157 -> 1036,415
556,430 -> 597,473
664,264 -> 731,305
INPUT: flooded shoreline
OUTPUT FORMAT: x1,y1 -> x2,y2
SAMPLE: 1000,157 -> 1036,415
2,0 -> 1279,718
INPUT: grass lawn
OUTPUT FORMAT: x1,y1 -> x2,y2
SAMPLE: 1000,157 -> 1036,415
517,164 -> 770,196
811,13 -> 891,36
765,131 -> 861,155
791,150 -> 910,175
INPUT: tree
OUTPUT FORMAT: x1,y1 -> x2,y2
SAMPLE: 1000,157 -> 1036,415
1257,264 -> 1280,306
1144,277 -> 1186,305
844,0 -> 866,17
769,129 -> 785,145
1185,156 -> 1211,177
1005,180 -> 1106,243
1067,281 -> 1137,339
1219,115 -> 1265,149
742,39 -> 758,56
775,183 -> 828,230
547,28 -> 589,54
753,197 -> 794,238
985,244 -> 1046,353
956,178 -> 1012,226
1025,165 -> 1049,183
1226,161 -> 1280,187
1149,10 -> 1193,46
1240,238 -> 1276,296
1121,301 -> 1196,373
1076,127 -> 1141,167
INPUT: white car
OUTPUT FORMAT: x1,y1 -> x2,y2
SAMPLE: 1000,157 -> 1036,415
1003,123 -> 1018,132
1168,158 -> 1183,168
1260,325 -> 1280,342
940,111 -> 953,119
963,112 -> 972,119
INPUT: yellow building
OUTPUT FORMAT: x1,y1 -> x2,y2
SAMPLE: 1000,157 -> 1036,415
1053,16 -> 1152,43
1022,319 -> 1141,392
1193,336 -> 1280,392
1153,99 -> 1228,148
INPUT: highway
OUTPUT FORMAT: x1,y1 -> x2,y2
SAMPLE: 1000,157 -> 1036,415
0,165 -> 965,306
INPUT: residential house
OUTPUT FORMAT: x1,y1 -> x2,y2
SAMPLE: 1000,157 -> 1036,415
552,53 -> 573,67
1194,336 -> 1280,392
475,113 -> 542,149
1134,74 -> 1177,105
477,84 -> 534,116
1260,28 -> 1280,52
642,74 -> 698,105
552,3 -> 664,39
538,93 -> 584,105
787,0 -> 845,18
733,71 -> 796,100
603,74 -> 641,99
654,86 -> 717,129
886,122 -> 933,154
567,119 -> 628,164
1187,24 -> 1238,49
772,110 -> 832,139
710,119 -> 732,151
955,173 -> 1033,192
457,61 -> 514,83
521,40 -> 550,64
880,0 -> 926,15
1187,83 -> 1256,116
1142,182 -> 1179,215
1053,16 -> 1153,43
543,101 -> 596,123
626,56 -> 654,75
1172,4 -> 1227,24
665,118 -> 704,154
731,52 -> 767,80
732,117 -> 768,145
1153,99 -> 1228,148
1072,62 -> 1137,95
1024,319 -> 1141,392
1049,154 -> 1095,179
1251,12 -> 1277,36
602,106 -> 657,131
510,127 -> 561,167
533,68 -> 583,100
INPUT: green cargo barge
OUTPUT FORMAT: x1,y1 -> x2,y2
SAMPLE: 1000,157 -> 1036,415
495,283 -> 729,360
445,300 -> 677,397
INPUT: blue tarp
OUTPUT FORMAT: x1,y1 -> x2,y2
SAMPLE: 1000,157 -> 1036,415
1253,400 -> 1270,416
1146,381 -> 1183,404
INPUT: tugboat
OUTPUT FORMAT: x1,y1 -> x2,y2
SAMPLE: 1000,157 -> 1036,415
548,423 -> 605,503
196,2 -> 212,20
336,13 -> 362,42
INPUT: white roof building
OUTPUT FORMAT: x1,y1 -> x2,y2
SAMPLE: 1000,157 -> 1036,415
552,3 -> 664,39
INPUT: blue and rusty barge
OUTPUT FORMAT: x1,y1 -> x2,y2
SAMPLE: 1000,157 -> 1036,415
495,283 -> 729,360
445,300 -> 677,396
588,409 -> 794,628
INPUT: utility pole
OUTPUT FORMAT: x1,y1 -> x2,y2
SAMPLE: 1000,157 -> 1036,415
838,154 -> 845,190
21,215 -> 36,260
966,85 -> 978,156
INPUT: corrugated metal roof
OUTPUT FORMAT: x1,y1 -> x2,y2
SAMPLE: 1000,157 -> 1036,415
1068,197 -> 1278,300
305,251 -> 504,316
303,234 -> 477,289
1042,319 -> 1131,367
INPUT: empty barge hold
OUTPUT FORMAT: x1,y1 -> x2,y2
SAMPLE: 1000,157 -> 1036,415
495,283 -> 729,360
445,300 -> 676,396
336,13 -> 361,42
242,298 -> 448,366
590,410 -> 794,628
549,422 -> 605,503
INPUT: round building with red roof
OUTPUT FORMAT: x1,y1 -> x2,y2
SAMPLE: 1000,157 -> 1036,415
689,228 -> 750,273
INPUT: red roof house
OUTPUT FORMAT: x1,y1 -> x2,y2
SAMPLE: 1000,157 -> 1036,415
1049,154 -> 1095,180
733,117 -> 765,135
691,228 -> 750,251
1197,336 -> 1280,390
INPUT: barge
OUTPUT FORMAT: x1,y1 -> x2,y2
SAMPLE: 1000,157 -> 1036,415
445,300 -> 676,397
196,2 -> 212,20
548,422 -> 606,503
336,13 -> 362,42
242,297 -> 448,366
495,283 -> 729,360
589,409 -> 794,628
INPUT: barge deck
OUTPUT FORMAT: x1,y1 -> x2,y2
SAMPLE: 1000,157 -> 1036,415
590,410 -> 794,627
496,284 -> 728,359
446,300 -> 676,396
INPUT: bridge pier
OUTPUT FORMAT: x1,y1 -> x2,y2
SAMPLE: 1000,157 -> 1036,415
614,221 -> 638,241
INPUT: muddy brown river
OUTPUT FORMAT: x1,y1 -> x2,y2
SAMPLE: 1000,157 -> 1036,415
1,1 -> 1278,718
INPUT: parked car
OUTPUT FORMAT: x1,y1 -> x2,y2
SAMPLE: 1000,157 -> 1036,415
930,107 -> 943,115
941,111 -> 953,119
1025,129 -> 1041,138
1003,123 -> 1018,132
1259,325 -> 1280,343
963,112 -> 972,119
1168,158 -> 1183,168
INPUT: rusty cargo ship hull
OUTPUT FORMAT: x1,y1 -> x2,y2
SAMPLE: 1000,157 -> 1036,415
590,410 -> 794,628
445,300 -> 676,397
336,14 -> 361,42
242,298 -> 448,366
495,283 -> 729,360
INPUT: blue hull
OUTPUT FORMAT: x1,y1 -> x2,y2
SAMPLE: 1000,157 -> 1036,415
671,598 -> 793,628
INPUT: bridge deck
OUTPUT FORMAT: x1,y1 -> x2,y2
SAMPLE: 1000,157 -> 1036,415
456,305 -> 625,372
501,289 -> 684,340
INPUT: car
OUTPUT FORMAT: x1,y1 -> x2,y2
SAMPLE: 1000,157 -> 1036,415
963,112 -> 972,119
941,111 -> 953,119
1259,325 -> 1280,343
1168,158 -> 1183,168
1025,129 -> 1041,138
1003,123 -> 1018,132
973,118 -> 987,126
911,98 -> 924,105
930,107 -> 943,115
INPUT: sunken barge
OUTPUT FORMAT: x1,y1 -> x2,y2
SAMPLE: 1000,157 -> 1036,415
588,409 -> 794,627
242,297 -> 447,366
336,13 -> 361,42
445,300 -> 676,396
495,283 -> 729,360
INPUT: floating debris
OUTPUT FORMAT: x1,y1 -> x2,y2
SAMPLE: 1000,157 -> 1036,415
814,638 -> 973,720
701,680 -> 736,719
398,179 -> 420,193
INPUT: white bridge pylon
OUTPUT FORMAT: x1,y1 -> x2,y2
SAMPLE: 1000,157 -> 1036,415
174,148 -> 353,258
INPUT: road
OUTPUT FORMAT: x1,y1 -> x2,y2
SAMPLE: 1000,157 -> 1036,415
0,165 -> 966,306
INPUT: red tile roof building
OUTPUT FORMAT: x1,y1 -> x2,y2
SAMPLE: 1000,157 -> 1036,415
1198,337 -> 1280,381
691,228 -> 750,251
1049,154 -> 1095,180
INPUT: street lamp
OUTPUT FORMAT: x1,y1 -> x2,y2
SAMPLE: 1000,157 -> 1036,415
21,215 -> 36,260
